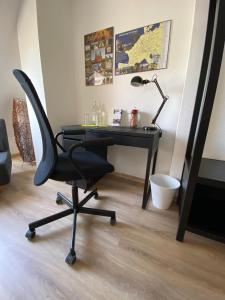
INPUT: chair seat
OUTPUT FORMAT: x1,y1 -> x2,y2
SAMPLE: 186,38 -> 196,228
50,150 -> 114,182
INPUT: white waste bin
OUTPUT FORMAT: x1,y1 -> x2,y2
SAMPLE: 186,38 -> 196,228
150,174 -> 180,209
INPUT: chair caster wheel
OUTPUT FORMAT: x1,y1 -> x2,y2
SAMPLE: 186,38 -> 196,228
94,192 -> 99,199
65,250 -> 76,265
110,217 -> 116,226
56,194 -> 63,205
25,229 -> 36,240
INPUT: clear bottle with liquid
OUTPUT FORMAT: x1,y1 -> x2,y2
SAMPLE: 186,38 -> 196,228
91,100 -> 97,125
100,103 -> 106,126
96,102 -> 101,126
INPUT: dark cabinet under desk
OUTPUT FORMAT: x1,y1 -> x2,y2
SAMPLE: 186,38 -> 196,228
187,158 -> 225,243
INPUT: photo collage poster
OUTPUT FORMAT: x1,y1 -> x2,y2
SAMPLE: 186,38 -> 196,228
84,27 -> 114,86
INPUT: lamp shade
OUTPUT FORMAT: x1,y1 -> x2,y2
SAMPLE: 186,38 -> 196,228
130,76 -> 150,87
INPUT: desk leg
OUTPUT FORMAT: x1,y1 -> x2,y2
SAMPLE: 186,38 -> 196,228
142,148 -> 153,209
142,149 -> 158,209
152,150 -> 158,175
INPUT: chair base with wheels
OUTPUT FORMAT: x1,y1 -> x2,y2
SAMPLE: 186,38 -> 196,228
25,182 -> 116,265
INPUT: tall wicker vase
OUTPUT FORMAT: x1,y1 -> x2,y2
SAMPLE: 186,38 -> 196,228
13,98 -> 35,162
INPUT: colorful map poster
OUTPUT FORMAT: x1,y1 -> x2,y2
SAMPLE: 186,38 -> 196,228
84,27 -> 114,86
115,20 -> 171,75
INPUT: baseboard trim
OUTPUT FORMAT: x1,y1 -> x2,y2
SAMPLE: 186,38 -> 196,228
11,153 -> 21,159
11,154 -> 36,165
109,172 -> 144,184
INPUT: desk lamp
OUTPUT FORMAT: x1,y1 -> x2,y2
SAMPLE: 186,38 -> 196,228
131,74 -> 169,130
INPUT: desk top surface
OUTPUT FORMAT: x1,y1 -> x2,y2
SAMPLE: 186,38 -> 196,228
62,125 -> 161,138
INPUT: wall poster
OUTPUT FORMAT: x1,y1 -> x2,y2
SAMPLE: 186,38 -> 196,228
115,20 -> 171,75
84,27 -> 114,86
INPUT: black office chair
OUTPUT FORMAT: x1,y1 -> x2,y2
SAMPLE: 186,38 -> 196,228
13,69 -> 116,265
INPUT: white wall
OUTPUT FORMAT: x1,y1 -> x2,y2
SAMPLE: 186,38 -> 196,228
170,0 -> 210,179
36,0 -> 77,134
71,0 -> 196,178
0,0 -> 24,154
203,48 -> 225,160
17,0 -> 46,163
17,0 -> 78,162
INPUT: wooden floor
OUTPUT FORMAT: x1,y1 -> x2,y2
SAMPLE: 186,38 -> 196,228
0,159 -> 225,300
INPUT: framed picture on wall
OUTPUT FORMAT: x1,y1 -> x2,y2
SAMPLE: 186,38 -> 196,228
84,27 -> 114,86
115,20 -> 171,75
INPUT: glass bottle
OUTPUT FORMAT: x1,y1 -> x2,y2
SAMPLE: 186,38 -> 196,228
96,102 -> 101,126
91,100 -> 97,125
100,103 -> 106,126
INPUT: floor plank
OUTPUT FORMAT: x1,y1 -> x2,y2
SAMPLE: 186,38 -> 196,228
0,159 -> 225,300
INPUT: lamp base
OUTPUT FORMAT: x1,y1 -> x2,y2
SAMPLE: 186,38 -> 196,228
143,124 -> 157,131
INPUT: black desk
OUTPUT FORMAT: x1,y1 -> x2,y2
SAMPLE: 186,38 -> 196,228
61,125 -> 161,209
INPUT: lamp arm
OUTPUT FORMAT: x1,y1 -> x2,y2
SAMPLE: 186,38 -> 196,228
151,98 -> 167,124
150,78 -> 169,125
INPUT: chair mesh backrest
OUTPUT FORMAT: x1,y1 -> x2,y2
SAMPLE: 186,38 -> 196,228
13,69 -> 57,186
